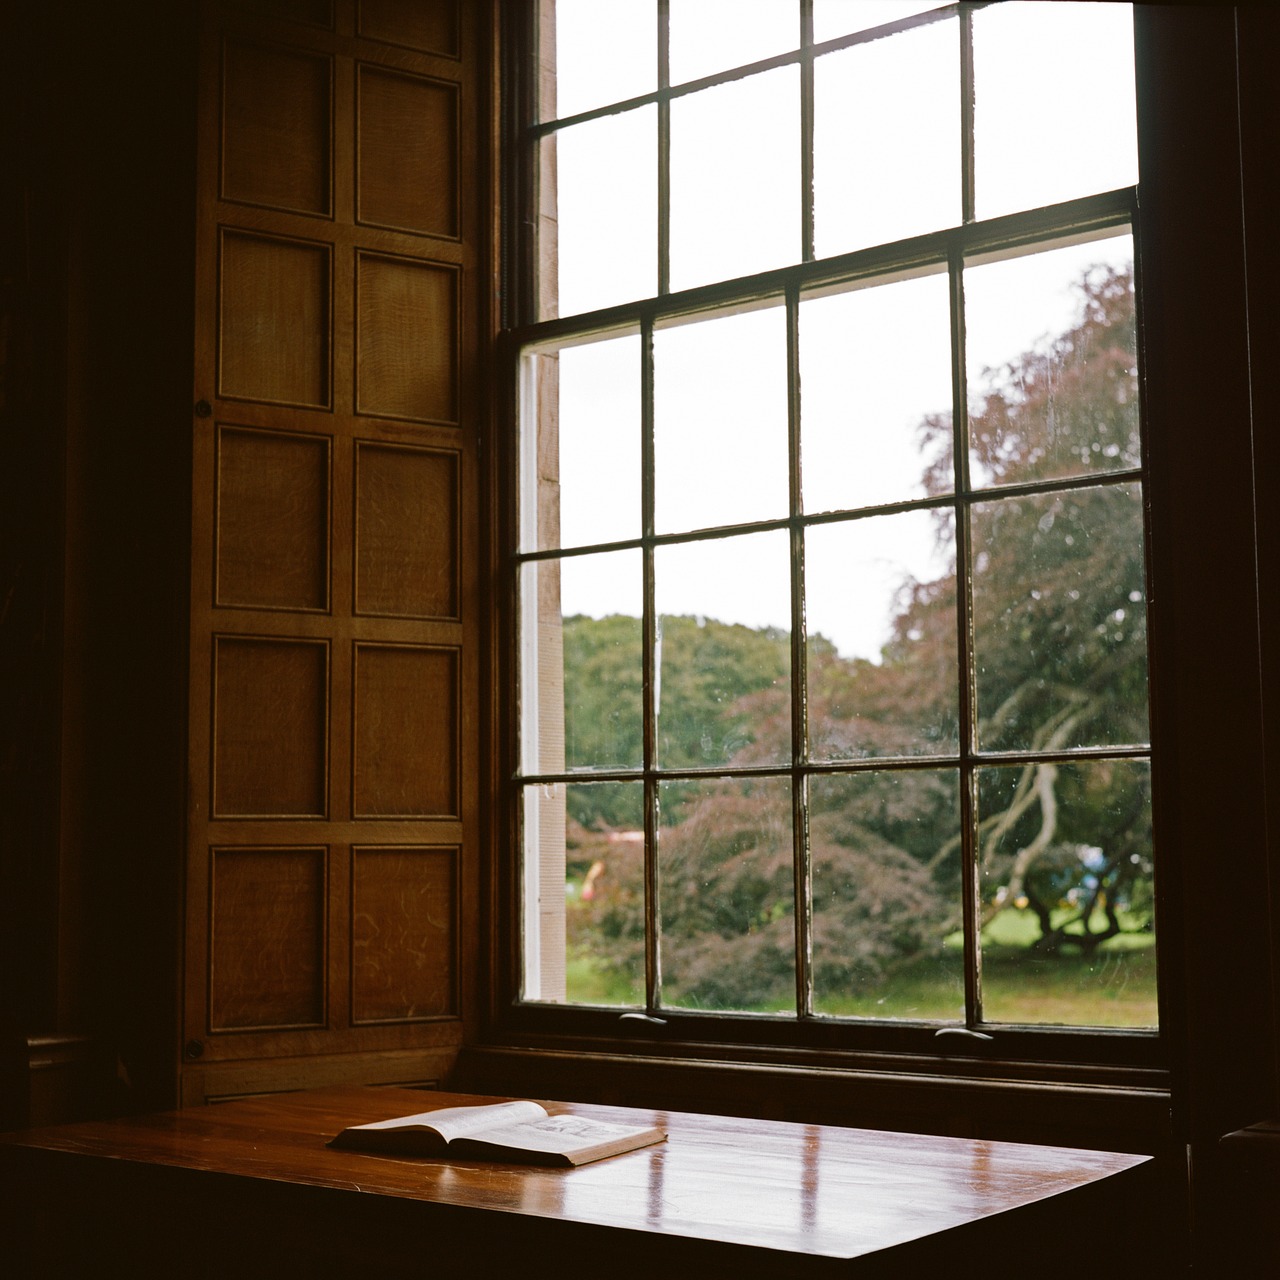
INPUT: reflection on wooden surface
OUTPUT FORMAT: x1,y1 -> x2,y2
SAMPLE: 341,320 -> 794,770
0,1084 -> 1152,1276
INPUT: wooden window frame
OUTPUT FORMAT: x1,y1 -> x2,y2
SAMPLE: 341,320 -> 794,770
472,3 -> 1276,1154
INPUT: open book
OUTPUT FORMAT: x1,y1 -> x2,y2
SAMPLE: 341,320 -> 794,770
328,1099 -> 667,1167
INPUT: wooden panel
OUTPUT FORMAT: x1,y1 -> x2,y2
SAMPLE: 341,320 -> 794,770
213,637 -> 328,817
358,0 -> 458,57
227,0 -> 334,27
354,442 -> 457,618
352,644 -> 458,818
355,253 -> 457,424
351,846 -> 457,1022
357,65 -> 457,238
216,426 -> 330,610
219,230 -> 331,408
221,39 -> 331,216
209,848 -> 326,1030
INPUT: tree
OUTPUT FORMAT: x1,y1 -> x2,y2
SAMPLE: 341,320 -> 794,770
567,263 -> 1154,1012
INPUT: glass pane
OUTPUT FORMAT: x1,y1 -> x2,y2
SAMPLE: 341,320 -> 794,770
543,105 -> 656,319
800,270 -> 953,515
971,484 -> 1149,753
654,303 -> 788,534
563,781 -> 646,1006
520,550 -> 643,774
670,67 -> 799,291
669,0 -> 797,84
814,17 -> 959,259
524,335 -> 640,552
965,234 -> 1138,489
977,758 -> 1155,1028
806,511 -> 958,759
655,531 -> 791,767
811,769 -> 963,1019
658,775 -> 794,1012
813,1 -> 948,43
973,2 -> 1137,221
551,0 -> 655,121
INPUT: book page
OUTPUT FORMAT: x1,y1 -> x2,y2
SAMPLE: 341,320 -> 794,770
345,1100 -> 549,1144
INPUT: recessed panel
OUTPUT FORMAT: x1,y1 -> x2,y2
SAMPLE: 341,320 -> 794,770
353,645 -> 458,817
210,847 -> 326,1031
356,254 -> 457,423
220,231 -> 331,408
222,39 -> 331,216
228,0 -> 333,27
213,637 -> 328,817
358,0 -> 459,57
217,426 -> 330,611
355,442 -> 457,618
358,66 -> 458,237
351,846 -> 457,1022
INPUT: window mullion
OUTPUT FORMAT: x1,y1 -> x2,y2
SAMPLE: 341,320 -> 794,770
800,0 -> 815,263
949,244 -> 982,1028
960,2 -> 976,225
658,0 -> 671,297
786,282 -> 812,1017
641,312 -> 661,1010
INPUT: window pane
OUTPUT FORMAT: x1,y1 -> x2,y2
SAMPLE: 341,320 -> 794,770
658,775 -> 795,1012
523,335 -> 640,553
973,2 -> 1137,221
550,0 -> 655,121
670,67 -> 799,291
655,532 -> 792,768
971,484 -> 1149,753
977,758 -> 1155,1028
654,304 -> 788,534
669,0 -> 797,84
562,781 -> 646,1006
520,550 -> 643,775
811,769 -> 963,1020
800,270 -> 953,515
522,779 -> 646,1005
813,1 -> 948,43
543,106 -> 656,319
806,512 -> 958,759
813,17 -> 959,259
965,234 -> 1139,489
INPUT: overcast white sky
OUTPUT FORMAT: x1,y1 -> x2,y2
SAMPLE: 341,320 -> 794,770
532,1 -> 1137,661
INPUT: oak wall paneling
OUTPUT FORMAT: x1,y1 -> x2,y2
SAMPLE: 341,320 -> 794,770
184,0 -> 480,1102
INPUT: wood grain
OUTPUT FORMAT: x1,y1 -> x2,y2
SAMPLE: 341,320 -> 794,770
216,425 -> 330,611
0,1085 -> 1153,1278
210,847 -> 327,1029
222,38 -> 331,216
357,64 -> 457,237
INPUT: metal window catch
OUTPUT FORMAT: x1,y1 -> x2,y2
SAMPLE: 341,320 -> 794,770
934,1027 -> 994,1043
620,1013 -> 668,1027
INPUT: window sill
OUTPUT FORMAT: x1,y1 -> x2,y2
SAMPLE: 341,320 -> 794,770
455,1038 -> 1171,1155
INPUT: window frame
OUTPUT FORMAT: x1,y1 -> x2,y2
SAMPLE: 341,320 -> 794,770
480,1 -> 1265,1105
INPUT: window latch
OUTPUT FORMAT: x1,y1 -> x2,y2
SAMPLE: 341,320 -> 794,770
934,1027 -> 994,1043
620,1013 -> 668,1027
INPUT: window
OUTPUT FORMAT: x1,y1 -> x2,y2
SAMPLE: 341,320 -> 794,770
508,1 -> 1154,1063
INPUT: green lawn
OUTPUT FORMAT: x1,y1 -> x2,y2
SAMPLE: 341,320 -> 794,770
564,906 -> 1158,1028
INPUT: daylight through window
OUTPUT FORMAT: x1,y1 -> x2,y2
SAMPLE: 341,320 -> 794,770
512,1 -> 1153,1038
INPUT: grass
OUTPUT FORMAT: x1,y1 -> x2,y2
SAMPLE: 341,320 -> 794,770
564,907 -> 1158,1028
